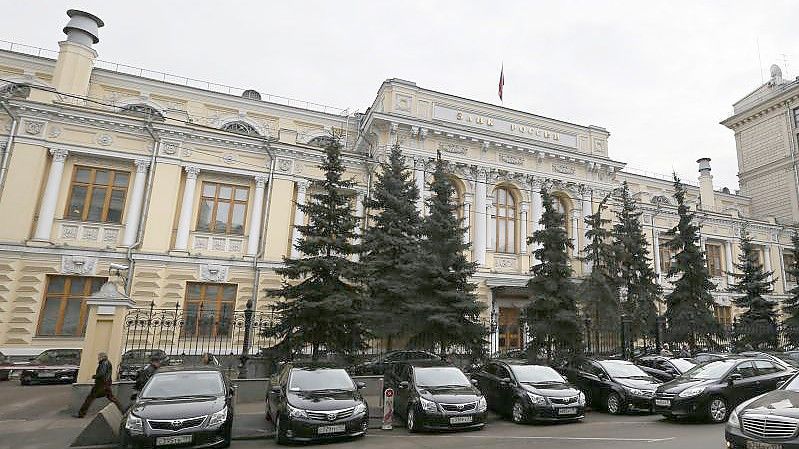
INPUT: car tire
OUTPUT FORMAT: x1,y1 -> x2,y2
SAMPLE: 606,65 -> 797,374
220,419 -> 232,448
606,392 -> 623,415
20,374 -> 31,386
706,396 -> 728,424
407,407 -> 418,433
275,415 -> 288,445
511,400 -> 526,424
581,388 -> 593,409
118,429 -> 131,449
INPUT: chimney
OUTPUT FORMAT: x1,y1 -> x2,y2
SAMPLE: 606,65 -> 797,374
51,10 -> 104,98
697,157 -> 716,211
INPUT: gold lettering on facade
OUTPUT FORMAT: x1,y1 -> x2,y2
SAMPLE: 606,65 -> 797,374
456,112 -> 494,127
454,110 -> 561,140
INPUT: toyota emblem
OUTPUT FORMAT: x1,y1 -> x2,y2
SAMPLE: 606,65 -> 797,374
457,404 -> 464,410
171,419 -> 183,429
327,413 -> 337,421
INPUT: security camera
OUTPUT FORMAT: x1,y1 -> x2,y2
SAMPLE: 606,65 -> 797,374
109,263 -> 129,271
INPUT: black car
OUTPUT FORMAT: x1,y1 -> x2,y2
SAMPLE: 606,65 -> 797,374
0,351 -> 9,381
726,370 -> 799,448
565,358 -> 660,414
266,363 -> 369,444
635,356 -> 696,382
654,357 -> 794,423
19,349 -> 81,385
692,352 -> 732,364
120,367 -> 234,448
350,350 -> 440,375
386,360 -> 487,432
119,349 -> 171,380
739,351 -> 799,369
471,360 -> 585,423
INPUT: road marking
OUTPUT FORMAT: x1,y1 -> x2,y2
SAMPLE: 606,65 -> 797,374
372,434 -> 676,443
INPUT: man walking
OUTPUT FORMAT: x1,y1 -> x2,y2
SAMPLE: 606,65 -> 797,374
134,354 -> 161,392
77,352 -> 121,417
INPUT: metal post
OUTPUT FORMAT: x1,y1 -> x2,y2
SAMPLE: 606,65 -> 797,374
584,316 -> 592,355
239,300 -> 254,379
655,315 -> 665,352
620,314 -> 631,360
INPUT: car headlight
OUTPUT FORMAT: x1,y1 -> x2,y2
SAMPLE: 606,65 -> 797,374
287,404 -> 308,419
125,414 -> 143,433
578,392 -> 586,406
678,386 -> 706,398
419,397 -> 438,413
208,406 -> 227,427
727,407 -> 740,429
626,387 -> 647,397
477,397 -> 487,412
527,392 -> 548,406
353,402 -> 367,416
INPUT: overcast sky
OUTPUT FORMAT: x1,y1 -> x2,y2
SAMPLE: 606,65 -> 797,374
2,1 -> 797,191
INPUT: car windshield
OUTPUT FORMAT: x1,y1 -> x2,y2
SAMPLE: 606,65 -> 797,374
122,350 -> 161,363
600,361 -> 650,378
670,358 -> 696,372
288,369 -> 354,392
511,365 -> 565,383
140,372 -> 224,399
782,374 -> 799,391
682,360 -> 737,379
414,367 -> 471,388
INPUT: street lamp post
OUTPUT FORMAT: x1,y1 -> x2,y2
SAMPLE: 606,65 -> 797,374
584,316 -> 592,355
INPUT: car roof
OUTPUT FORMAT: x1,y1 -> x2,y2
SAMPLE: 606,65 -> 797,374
286,361 -> 343,370
403,360 -> 453,368
154,366 -> 224,375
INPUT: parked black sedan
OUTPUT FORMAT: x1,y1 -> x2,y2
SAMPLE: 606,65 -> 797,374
266,363 -> 369,444
636,356 -> 696,382
726,370 -> 799,448
19,349 -> 81,385
386,360 -> 487,432
118,349 -> 171,380
654,357 -> 794,423
472,360 -> 585,423
565,358 -> 660,414
120,367 -> 234,448
350,350 -> 439,375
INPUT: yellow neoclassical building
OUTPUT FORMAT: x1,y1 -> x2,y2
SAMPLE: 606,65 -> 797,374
0,10 -> 797,358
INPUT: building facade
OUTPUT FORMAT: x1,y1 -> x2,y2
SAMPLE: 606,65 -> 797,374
0,11 -> 796,356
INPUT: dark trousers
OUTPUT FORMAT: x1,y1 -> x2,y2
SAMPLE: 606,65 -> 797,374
78,383 -> 122,417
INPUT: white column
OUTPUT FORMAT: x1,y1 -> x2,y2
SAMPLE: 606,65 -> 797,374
519,203 -> 528,254
122,159 -> 150,247
653,228 -> 662,283
462,197 -> 472,245
33,148 -> 69,241
291,181 -> 309,258
571,209 -> 580,253
414,158 -> 425,213
246,176 -> 267,256
487,197 -> 496,251
531,180 -> 544,264
174,165 -> 200,251
353,192 -> 365,262
473,170 -> 487,265
764,244 -> 773,283
581,190 -> 592,272
724,240 -> 734,286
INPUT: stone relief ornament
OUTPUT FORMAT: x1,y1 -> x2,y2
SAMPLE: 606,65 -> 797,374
222,153 -> 236,165
161,141 -> 179,155
61,255 -> 98,276
199,264 -> 229,283
96,134 -> 113,146
553,164 -> 575,175
499,153 -> 524,165
48,126 -> 62,138
438,143 -> 467,155
277,158 -> 292,172
24,120 -> 44,135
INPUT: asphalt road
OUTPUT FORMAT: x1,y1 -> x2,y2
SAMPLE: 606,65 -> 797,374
232,412 -> 726,449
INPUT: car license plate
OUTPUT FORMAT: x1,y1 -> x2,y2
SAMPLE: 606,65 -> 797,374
746,441 -> 782,449
318,424 -> 346,434
655,399 -> 671,407
37,372 -> 55,378
450,416 -> 473,424
156,435 -> 192,446
557,407 -> 577,415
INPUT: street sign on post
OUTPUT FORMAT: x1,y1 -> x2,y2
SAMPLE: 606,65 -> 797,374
382,388 -> 394,430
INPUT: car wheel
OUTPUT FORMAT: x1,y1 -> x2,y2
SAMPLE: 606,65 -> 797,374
275,415 -> 288,445
511,400 -> 526,424
20,374 -> 31,386
707,396 -> 728,423
606,392 -> 623,415
118,429 -> 131,449
407,407 -> 418,433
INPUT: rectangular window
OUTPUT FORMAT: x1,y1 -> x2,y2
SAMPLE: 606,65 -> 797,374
65,166 -> 130,223
182,282 -> 237,338
196,182 -> 248,235
659,243 -> 672,273
793,107 -> 799,127
706,244 -> 724,277
785,252 -> 797,283
37,275 -> 106,337
714,305 -> 732,328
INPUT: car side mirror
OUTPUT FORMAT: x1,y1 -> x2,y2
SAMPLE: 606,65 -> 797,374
129,393 -> 137,401
270,385 -> 282,394
500,377 -> 511,385
356,381 -> 367,390
728,373 -> 743,384
471,379 -> 479,386
398,381 -> 409,389
229,386 -> 237,396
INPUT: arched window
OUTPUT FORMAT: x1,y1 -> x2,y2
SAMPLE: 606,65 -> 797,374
449,176 -> 465,220
120,103 -> 164,121
495,187 -> 517,253
222,121 -> 260,136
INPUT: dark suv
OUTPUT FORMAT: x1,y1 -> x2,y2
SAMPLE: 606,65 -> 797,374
385,360 -> 487,432
266,363 -> 369,444
19,349 -> 81,385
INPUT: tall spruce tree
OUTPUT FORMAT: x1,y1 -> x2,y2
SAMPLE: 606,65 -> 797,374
526,187 -> 583,364
580,194 -> 620,337
729,226 -> 777,349
270,139 -> 366,360
663,174 -> 718,350
613,182 -> 662,341
413,157 -> 486,355
783,233 -> 799,345
361,143 -> 424,348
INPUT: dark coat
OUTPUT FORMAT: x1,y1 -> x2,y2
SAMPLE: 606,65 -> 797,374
93,359 -> 113,386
